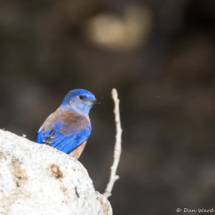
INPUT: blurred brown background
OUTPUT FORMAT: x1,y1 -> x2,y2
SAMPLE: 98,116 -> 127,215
1,0 -> 215,214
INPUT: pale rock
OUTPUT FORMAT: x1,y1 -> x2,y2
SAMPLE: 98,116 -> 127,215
0,129 -> 112,215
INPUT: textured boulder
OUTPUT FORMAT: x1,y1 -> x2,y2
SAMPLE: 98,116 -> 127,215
0,129 -> 112,215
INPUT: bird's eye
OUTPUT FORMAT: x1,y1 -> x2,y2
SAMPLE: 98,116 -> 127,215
79,95 -> 84,100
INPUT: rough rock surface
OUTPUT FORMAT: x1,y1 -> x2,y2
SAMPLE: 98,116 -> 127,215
0,129 -> 112,215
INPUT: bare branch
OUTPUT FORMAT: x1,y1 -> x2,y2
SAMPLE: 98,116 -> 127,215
103,88 -> 122,198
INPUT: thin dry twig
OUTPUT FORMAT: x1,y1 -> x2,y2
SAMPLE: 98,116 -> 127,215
103,88 -> 122,198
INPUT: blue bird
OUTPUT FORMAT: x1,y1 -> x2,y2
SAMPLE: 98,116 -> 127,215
36,89 -> 99,159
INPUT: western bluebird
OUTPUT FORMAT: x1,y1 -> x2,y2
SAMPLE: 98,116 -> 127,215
36,89 -> 99,159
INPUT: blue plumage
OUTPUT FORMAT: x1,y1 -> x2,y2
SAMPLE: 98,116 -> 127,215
36,89 -> 99,159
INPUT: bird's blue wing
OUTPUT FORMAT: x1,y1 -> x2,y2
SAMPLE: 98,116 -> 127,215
36,109 -> 91,154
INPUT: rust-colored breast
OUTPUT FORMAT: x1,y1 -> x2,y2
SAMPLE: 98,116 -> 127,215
69,140 -> 87,159
41,109 -> 90,135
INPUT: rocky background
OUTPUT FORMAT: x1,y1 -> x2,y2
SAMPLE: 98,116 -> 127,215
0,0 -> 215,214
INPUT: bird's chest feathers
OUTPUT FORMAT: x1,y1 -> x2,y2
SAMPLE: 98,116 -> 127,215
43,109 -> 91,136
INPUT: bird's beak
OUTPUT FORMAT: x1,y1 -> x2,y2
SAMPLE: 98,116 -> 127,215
93,99 -> 100,104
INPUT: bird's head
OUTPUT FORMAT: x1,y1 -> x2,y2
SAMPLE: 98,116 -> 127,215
59,89 -> 100,116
